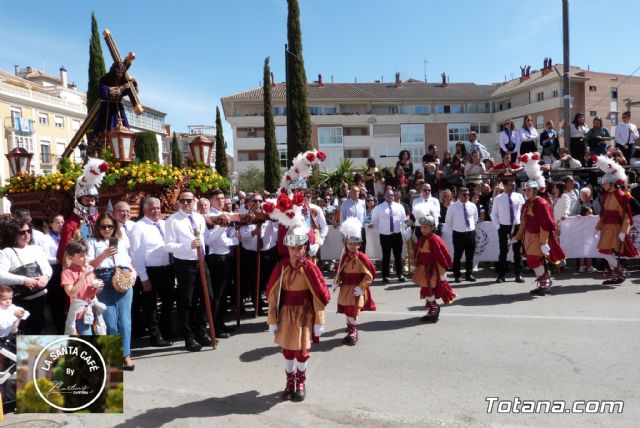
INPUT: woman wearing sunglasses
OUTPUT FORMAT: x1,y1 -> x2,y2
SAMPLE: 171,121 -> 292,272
87,211 -> 136,370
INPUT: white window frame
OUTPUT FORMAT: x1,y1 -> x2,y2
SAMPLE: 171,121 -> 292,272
447,123 -> 470,153
275,126 -> 287,146
318,127 -> 343,146
72,118 -> 81,131
400,124 -> 425,144
40,140 -> 51,165
54,115 -> 64,128
56,141 -> 66,156
39,112 -> 49,126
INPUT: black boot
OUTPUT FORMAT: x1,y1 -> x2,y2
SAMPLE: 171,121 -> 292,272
421,301 -> 440,323
282,370 -> 296,401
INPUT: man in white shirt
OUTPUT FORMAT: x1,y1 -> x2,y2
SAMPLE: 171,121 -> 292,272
615,111 -> 639,162
412,184 -> 440,222
113,201 -> 135,242
369,188 -> 407,283
491,178 -> 525,283
165,189 -> 212,352
130,197 -> 175,347
445,187 -> 478,282
563,175 -> 581,216
204,190 -> 237,337
551,148 -> 582,171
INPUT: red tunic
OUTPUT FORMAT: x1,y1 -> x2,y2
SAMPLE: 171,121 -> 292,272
335,251 -> 377,316
515,196 -> 565,264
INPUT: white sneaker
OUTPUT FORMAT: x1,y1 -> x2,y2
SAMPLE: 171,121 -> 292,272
586,266 -> 598,273
578,266 -> 586,273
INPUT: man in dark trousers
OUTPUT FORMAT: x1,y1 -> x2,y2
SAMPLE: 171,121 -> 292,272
445,187 -> 478,282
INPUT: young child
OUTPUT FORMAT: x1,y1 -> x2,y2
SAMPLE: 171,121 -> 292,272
334,217 -> 376,346
412,204 -> 456,322
0,285 -> 29,337
60,240 -> 106,335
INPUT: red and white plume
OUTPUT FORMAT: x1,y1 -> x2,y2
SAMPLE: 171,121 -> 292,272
519,152 -> 545,189
262,191 -> 307,229
75,157 -> 109,198
591,155 -> 627,184
279,149 -> 327,193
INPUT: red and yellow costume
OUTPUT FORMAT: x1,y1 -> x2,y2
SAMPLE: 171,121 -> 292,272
336,251 -> 376,316
514,196 -> 565,269
596,189 -> 638,257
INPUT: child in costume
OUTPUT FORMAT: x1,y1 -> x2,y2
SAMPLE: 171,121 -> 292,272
334,217 -> 376,345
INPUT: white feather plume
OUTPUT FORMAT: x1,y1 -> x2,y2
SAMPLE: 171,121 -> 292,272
339,217 -> 362,240
279,149 -> 326,193
75,157 -> 109,198
592,155 -> 627,184
412,202 -> 432,223
520,152 -> 545,188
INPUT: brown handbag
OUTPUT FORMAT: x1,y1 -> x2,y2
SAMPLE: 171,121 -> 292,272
110,255 -> 134,293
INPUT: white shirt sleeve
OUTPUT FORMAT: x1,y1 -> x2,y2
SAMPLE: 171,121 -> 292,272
130,225 -> 149,282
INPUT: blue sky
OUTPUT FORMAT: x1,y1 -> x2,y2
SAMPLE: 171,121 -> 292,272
1,0 -> 639,153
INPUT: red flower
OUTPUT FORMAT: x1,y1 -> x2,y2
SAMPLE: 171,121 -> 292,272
294,168 -> 300,174
531,153 -> 540,161
306,152 -> 316,162
285,211 -> 295,219
276,193 -> 293,212
591,155 -> 598,164
292,192 -> 305,206
285,175 -> 291,181
519,154 -> 529,163
262,201 -> 275,214
317,151 -> 327,161
99,162 -> 110,173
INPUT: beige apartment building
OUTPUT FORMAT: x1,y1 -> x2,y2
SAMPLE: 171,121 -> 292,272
222,60 -> 640,173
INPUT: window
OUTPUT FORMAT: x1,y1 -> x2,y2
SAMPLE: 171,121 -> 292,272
466,103 -> 491,113
56,142 -> 66,156
536,92 -> 544,102
38,113 -> 49,126
536,116 -> 544,128
237,150 -> 264,161
236,127 -> 265,138
436,104 -> 464,114
275,126 -> 287,145
447,123 -> 470,151
40,141 -> 51,164
343,126 -> 369,136
279,150 -> 287,168
344,149 -> 370,158
610,112 -> 619,126
72,119 -> 81,131
309,106 -> 337,115
272,106 -> 287,116
590,111 -> 597,117
402,104 -> 431,115
611,87 -> 618,100
400,124 -> 425,144
371,105 -> 398,115
470,123 -> 491,134
54,116 -> 64,128
552,89 -> 559,98
589,85 -> 597,92
318,127 -> 343,146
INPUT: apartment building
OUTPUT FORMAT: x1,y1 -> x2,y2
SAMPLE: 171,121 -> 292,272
222,60 -> 640,173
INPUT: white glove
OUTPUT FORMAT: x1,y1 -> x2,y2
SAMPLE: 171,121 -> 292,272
618,233 -> 626,242
439,274 -> 447,281
309,243 -> 320,257
540,244 -> 551,256
507,238 -> 517,246
313,324 -> 324,337
594,232 -> 600,240
354,286 -> 363,297
331,283 -> 338,293
268,324 -> 277,335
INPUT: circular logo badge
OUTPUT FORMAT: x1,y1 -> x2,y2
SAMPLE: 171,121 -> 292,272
32,337 -> 107,412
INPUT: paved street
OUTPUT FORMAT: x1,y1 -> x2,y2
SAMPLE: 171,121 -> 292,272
5,266 -> 640,427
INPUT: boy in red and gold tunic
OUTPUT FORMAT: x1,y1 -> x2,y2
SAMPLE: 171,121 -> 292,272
266,224 -> 330,402
334,217 -> 376,345
411,204 -> 456,322
592,155 -> 639,284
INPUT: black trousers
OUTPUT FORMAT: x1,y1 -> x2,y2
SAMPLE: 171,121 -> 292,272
240,248 -> 266,310
615,143 -> 632,163
380,233 -> 403,278
206,254 -> 232,330
496,225 -> 522,277
452,230 -> 476,278
261,246 -> 279,287
144,265 -> 176,340
46,264 -> 66,334
18,294 -> 46,334
173,258 -> 212,340
570,138 -> 586,163
519,140 -> 537,155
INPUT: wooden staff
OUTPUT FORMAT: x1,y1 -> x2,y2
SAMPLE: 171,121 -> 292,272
235,224 -> 242,327
254,223 -> 263,318
193,225 -> 216,349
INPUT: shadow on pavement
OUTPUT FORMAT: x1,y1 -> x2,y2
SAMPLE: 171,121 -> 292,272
112,390 -> 282,427
451,284 -> 615,306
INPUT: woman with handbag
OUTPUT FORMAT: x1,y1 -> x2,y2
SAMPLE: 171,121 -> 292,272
0,219 -> 51,334
88,212 -> 136,370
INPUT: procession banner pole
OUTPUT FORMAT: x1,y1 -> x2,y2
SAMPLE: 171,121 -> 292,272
193,225 -> 217,349
235,225 -> 242,327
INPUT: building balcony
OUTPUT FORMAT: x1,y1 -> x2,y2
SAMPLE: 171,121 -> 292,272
4,117 -> 34,135
0,81 -> 86,114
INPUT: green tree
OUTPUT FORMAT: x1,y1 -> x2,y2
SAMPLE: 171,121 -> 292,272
263,57 -> 282,192
171,132 -> 183,168
238,165 -> 265,193
87,12 -> 106,114
286,0 -> 313,166
134,131 -> 159,163
214,107 -> 229,177
106,383 -> 124,413
17,378 -> 63,413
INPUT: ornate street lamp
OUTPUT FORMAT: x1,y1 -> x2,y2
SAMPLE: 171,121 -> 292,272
5,147 -> 33,177
78,139 -> 88,164
106,117 -> 136,163
188,135 -> 214,166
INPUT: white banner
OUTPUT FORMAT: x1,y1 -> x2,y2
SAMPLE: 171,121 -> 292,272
441,222 -> 514,262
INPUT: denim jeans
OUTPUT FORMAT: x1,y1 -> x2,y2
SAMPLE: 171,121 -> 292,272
75,318 -> 93,335
95,268 -> 132,357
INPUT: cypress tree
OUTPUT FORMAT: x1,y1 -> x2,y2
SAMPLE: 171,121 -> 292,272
214,107 -> 229,177
171,132 -> 183,168
263,57 -> 281,192
286,0 -> 312,166
87,12 -> 106,114
134,131 -> 159,163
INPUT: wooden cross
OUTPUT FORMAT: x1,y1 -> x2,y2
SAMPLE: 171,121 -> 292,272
62,28 -> 143,158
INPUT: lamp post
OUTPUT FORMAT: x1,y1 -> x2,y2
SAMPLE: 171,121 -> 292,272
78,139 -> 88,164
106,118 -> 136,163
5,147 -> 33,177
188,135 -> 214,166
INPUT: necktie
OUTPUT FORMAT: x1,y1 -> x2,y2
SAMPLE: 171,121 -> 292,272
389,203 -> 394,233
628,126 -> 632,145
508,195 -> 514,225
188,215 -> 205,258
463,202 -> 470,228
